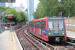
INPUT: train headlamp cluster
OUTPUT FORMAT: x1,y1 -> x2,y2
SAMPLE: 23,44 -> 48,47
62,33 -> 64,34
48,33 -> 51,35
60,28 -> 64,31
48,28 -> 52,31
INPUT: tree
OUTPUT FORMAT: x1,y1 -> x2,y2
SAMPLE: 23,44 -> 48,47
33,0 -> 75,19
19,12 -> 28,22
4,8 -> 28,23
0,7 -> 10,12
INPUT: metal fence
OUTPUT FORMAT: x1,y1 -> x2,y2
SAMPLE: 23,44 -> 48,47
12,22 -> 25,31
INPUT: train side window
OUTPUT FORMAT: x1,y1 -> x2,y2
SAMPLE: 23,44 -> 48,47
59,21 -> 63,28
35,21 -> 41,28
30,22 -> 31,27
29,22 -> 30,27
35,22 -> 36,28
29,22 -> 33,27
39,21 -> 41,29
38,21 -> 40,28
41,21 -> 46,29
34,22 -> 35,27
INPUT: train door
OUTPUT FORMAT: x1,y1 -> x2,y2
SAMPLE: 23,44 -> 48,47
53,21 -> 59,35
34,22 -> 35,33
39,21 -> 41,35
54,20 -> 65,35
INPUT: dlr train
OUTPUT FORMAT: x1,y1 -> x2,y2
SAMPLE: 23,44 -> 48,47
28,17 -> 67,42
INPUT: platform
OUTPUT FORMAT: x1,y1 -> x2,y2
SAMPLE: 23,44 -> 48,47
0,30 -> 22,50
66,31 -> 75,38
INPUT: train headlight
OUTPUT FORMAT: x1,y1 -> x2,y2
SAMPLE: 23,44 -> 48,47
48,28 -> 52,31
60,28 -> 62,30
60,28 -> 64,31
62,33 -> 64,34
48,33 -> 51,35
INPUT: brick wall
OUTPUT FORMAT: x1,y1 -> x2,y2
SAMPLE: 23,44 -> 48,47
65,17 -> 75,31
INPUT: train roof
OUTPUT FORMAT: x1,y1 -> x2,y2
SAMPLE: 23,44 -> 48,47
29,17 -> 47,22
29,17 -> 64,22
47,17 -> 64,19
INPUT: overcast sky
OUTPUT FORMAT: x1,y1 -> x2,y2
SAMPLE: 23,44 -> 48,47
7,0 -> 39,10
13,0 -> 27,8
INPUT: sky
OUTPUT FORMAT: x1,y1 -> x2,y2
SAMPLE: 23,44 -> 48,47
13,0 -> 27,9
6,0 -> 39,11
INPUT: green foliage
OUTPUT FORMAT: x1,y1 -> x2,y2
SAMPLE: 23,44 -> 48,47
0,7 -> 10,12
33,0 -> 75,19
4,8 -> 28,22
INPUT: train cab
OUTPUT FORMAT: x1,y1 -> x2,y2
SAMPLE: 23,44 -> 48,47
47,17 -> 67,42
28,17 -> 67,42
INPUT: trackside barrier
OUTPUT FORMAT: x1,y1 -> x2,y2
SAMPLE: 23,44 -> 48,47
12,22 -> 25,31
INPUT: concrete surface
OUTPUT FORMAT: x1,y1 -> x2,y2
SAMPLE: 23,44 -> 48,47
66,31 -> 75,38
0,30 -> 22,50
0,30 -> 9,50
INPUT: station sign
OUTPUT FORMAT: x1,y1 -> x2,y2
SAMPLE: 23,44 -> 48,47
0,0 -> 15,2
7,15 -> 13,18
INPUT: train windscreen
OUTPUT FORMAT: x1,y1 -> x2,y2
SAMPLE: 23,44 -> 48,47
48,20 -> 64,31
59,21 -> 63,28
48,21 -> 53,29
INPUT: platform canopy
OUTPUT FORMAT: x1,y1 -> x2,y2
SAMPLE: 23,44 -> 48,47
0,0 -> 15,3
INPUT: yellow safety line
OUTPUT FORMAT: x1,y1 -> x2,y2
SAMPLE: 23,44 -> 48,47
11,32 -> 16,50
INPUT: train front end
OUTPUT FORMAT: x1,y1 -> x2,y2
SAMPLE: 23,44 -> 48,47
47,17 -> 67,42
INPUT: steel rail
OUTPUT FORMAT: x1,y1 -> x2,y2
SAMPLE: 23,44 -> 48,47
25,28 -> 59,50
26,27 -> 75,50
16,28 -> 26,50
22,30 -> 41,50
16,26 -> 75,50
16,27 -> 40,50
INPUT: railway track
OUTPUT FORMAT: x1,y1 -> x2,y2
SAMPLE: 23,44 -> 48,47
16,27 -> 39,50
16,26 -> 75,50
49,41 -> 75,50
16,26 -> 50,50
26,30 -> 75,50
25,28 -> 75,50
